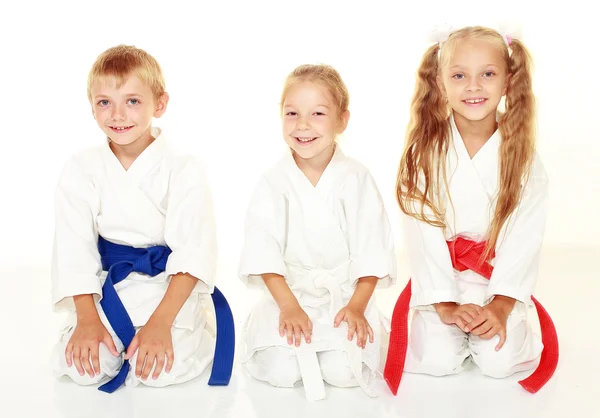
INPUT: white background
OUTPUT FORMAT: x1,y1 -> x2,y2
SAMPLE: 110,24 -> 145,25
0,1 -> 597,417
1,0 -> 598,266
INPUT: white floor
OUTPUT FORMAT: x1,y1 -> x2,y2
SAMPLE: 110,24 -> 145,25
1,246 -> 597,418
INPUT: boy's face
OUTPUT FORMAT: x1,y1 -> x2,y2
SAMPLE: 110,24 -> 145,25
90,74 -> 167,146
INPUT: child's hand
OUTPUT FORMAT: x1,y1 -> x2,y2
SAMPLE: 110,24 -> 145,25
434,302 -> 483,332
465,296 -> 515,351
125,319 -> 174,381
65,319 -> 120,378
279,304 -> 312,347
333,306 -> 374,349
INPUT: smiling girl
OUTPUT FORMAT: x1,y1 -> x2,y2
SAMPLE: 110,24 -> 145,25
383,26 -> 558,394
238,64 -> 396,400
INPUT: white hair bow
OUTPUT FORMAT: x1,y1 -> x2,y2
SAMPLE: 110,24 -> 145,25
495,21 -> 524,46
427,21 -> 523,47
427,23 -> 455,45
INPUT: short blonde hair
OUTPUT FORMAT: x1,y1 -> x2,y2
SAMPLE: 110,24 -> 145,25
280,64 -> 349,116
87,45 -> 165,102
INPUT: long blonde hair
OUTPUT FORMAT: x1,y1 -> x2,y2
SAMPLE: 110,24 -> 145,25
397,26 -> 536,259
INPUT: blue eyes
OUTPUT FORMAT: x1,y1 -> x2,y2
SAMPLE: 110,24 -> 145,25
285,112 -> 326,116
96,99 -> 140,106
452,72 -> 496,80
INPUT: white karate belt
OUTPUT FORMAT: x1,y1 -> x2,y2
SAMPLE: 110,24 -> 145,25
287,263 -> 377,401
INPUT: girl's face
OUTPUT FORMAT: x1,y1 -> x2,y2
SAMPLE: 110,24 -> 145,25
439,38 -> 509,125
281,81 -> 349,164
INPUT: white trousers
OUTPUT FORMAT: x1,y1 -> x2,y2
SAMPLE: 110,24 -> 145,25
52,312 -> 215,388
246,346 -> 369,388
404,306 -> 543,378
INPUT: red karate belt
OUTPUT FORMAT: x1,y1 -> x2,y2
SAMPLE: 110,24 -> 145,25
383,236 -> 558,395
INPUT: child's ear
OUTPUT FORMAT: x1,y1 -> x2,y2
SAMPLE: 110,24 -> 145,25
154,92 -> 169,118
337,110 -> 350,134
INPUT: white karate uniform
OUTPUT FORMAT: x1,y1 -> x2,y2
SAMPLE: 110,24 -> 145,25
238,146 -> 396,400
51,127 -> 217,388
403,116 -> 546,377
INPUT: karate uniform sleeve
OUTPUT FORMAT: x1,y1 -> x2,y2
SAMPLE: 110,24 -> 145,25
238,175 -> 287,288
486,154 -> 549,304
402,208 -> 458,310
51,156 -> 103,312
164,157 -> 217,294
345,171 -> 397,289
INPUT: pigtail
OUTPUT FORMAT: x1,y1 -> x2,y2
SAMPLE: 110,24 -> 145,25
486,39 -> 536,259
397,43 -> 450,227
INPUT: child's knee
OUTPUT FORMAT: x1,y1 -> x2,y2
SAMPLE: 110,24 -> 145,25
471,301 -> 549,378
404,311 -> 468,376
127,327 -> 215,388
54,342 -> 122,386
470,317 -> 541,378
247,346 -> 301,387
318,350 -> 357,388
409,346 -> 467,376
59,360 -> 107,386
472,341 -> 519,378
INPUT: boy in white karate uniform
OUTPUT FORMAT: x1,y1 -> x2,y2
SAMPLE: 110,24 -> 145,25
51,45 -> 232,391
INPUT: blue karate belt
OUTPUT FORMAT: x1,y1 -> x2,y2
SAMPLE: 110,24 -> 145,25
96,236 -> 235,393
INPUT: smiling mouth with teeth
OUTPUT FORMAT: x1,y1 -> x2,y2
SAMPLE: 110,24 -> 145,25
110,126 -> 133,132
295,137 -> 317,143
463,98 -> 487,104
